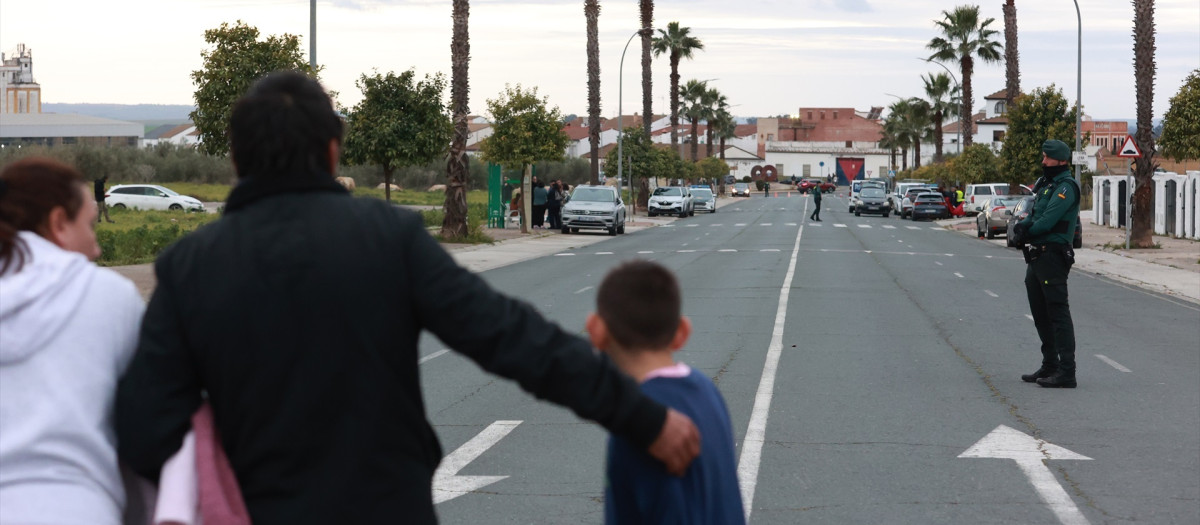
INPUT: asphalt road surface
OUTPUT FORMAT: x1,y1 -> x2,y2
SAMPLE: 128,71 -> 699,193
418,193 -> 1200,524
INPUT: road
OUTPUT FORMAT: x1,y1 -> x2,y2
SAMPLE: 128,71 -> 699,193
418,193 -> 1200,524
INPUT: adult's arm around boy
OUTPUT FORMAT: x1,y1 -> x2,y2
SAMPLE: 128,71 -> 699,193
399,214 -> 699,472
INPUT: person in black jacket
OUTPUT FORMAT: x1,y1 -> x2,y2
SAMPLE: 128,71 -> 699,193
94,175 -> 114,223
115,72 -> 700,524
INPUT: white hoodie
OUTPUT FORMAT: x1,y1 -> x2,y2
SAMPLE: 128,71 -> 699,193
0,231 -> 144,525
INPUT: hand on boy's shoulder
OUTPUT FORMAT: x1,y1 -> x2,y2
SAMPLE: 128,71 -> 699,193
648,408 -> 701,477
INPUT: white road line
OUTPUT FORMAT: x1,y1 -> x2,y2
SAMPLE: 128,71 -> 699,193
935,261 -> 943,266
554,253 -> 575,257
857,224 -> 872,228
419,349 -> 449,364
596,252 -> 613,255
432,420 -> 522,504
834,223 -> 848,228
711,224 -> 723,227
719,249 -> 738,252
786,223 -> 798,226
574,286 -> 594,294
808,223 -> 822,227
1096,354 -> 1132,373
662,224 -> 675,227
736,223 -> 748,226
637,250 -> 654,254
985,290 -> 999,298
1025,314 -> 1035,321
685,224 -> 699,227
883,225 -> 896,229
954,272 -> 964,278
738,199 -> 807,522
930,227 -> 947,231
678,250 -> 696,253
906,226 -> 921,230
760,248 -> 780,252
761,223 -> 773,226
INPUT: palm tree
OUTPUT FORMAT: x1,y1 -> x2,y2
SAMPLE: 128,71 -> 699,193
1131,0 -> 1158,247
1002,0 -> 1019,111
679,79 -> 708,161
712,107 -> 736,160
878,125 -> 903,173
703,88 -> 726,159
585,0 -> 601,185
652,22 -> 704,149
441,0 -> 470,239
640,0 -> 654,138
922,72 -> 960,163
927,5 -> 1002,148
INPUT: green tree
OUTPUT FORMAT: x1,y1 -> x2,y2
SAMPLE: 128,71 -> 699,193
342,70 -> 453,203
190,21 -> 319,157
679,79 -> 708,161
949,143 -> 1000,184
1158,69 -> 1200,162
480,85 -> 568,233
922,72 -> 960,163
704,87 -> 727,159
442,0 -> 471,239
696,156 -> 729,182
927,5 -> 1003,148
652,22 -> 704,149
998,84 -> 1083,186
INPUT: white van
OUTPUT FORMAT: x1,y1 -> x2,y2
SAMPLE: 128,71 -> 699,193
963,183 -> 1012,215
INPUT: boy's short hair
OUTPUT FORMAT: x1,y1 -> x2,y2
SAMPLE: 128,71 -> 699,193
596,260 -> 680,350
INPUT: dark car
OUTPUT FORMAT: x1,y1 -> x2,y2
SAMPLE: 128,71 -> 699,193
854,187 -> 891,217
1005,196 -> 1083,248
910,193 -> 949,221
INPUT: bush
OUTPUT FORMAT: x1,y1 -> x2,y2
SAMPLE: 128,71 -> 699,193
97,224 -> 191,266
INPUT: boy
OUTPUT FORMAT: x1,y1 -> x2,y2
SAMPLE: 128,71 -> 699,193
587,260 -> 745,524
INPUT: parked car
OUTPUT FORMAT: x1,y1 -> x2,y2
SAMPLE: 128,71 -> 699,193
962,183 -> 1015,215
849,179 -> 887,212
898,188 -> 940,219
731,183 -> 752,197
890,183 -> 937,215
1004,196 -> 1083,249
798,179 -> 830,194
690,187 -> 717,213
975,197 -> 1022,239
910,193 -> 949,220
854,187 -> 891,217
648,186 -> 694,217
106,184 -> 205,212
561,185 -> 626,235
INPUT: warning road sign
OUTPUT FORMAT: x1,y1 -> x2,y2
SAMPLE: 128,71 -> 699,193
1116,135 -> 1142,158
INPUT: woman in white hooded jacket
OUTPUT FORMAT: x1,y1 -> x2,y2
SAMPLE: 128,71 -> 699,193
0,158 -> 145,524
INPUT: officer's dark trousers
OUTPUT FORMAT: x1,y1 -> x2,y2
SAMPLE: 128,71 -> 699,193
1024,248 -> 1076,375
810,199 -> 821,220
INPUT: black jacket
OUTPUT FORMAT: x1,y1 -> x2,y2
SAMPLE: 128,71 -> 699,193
116,175 -> 666,524
94,179 -> 106,202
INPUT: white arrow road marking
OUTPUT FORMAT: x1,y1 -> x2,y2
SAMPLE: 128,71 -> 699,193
419,349 -> 449,365
574,286 -> 593,294
433,420 -> 522,504
959,425 -> 1092,525
739,199 -> 807,522
1095,354 -> 1132,372
985,290 -> 999,298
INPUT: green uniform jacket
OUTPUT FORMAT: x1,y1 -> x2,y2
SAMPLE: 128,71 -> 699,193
1020,171 -> 1080,245
812,186 -> 822,202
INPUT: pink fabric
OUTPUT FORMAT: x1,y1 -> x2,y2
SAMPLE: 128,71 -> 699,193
192,403 -> 252,525
641,363 -> 691,382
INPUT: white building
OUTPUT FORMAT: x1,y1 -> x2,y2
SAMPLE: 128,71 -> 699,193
1092,171 -> 1200,240
0,112 -> 142,148
1,44 -> 41,114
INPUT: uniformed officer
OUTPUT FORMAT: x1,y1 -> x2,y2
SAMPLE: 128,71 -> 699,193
809,184 -> 823,221
1012,139 -> 1080,388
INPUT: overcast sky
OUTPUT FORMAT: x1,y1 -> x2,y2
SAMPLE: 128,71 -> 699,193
3,0 -> 1197,121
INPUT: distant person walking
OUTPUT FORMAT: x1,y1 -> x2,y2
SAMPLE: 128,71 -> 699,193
809,184 -> 823,221
94,175 -> 114,223
115,72 -> 700,524
0,158 -> 145,525
547,180 -> 563,229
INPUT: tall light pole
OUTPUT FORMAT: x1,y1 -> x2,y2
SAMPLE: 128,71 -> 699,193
309,0 -> 316,70
919,58 -> 962,157
1072,0 -> 1082,186
618,28 -> 650,216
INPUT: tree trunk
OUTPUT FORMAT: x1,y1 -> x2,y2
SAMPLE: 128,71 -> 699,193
640,0 -> 653,138
961,55 -> 974,147
719,136 -> 726,160
690,118 -> 699,161
521,164 -> 532,234
1130,0 -> 1158,247
441,0 -> 471,239
705,126 -> 713,159
1003,0 -> 1019,110
900,148 -> 909,171
638,177 -> 650,210
933,111 -> 944,163
669,54 -> 680,148
585,0 -> 601,185
913,138 -> 922,170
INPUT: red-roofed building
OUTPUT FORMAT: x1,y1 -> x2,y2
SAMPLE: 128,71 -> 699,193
758,108 -> 891,184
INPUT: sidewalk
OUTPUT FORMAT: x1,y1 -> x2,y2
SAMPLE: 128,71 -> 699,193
941,213 -> 1200,304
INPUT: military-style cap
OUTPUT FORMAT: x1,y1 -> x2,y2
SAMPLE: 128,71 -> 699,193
1042,140 -> 1071,162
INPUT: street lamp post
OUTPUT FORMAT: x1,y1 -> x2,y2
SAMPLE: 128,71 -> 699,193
920,58 -> 962,157
1072,0 -> 1083,187
309,0 -> 316,70
618,28 -> 650,216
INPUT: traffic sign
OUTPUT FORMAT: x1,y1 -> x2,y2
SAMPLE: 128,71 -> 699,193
1072,152 -> 1089,165
888,170 -> 896,177
1116,135 -> 1142,158
867,170 -> 873,176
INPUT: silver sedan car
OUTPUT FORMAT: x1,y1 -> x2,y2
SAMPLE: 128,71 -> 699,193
975,197 -> 1022,239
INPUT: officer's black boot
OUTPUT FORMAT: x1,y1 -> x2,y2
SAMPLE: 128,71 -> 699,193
1036,372 -> 1076,388
1021,368 -> 1057,383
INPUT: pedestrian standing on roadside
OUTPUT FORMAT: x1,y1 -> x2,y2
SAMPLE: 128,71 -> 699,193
1012,139 -> 1081,389
532,180 -> 548,229
94,174 -> 114,224
115,71 -> 701,525
0,158 -> 145,525
809,184 -> 823,222
547,181 -> 563,230
586,261 -> 745,525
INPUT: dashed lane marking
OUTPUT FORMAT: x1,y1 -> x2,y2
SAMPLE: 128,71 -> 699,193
1025,314 -> 1034,321
637,250 -> 653,254
883,225 -> 896,229
554,253 -> 576,256
719,249 -> 738,252
596,252 -> 613,255
858,224 -> 872,228
834,224 -> 848,228
760,249 -> 780,252
955,272 -> 965,278
906,226 -> 921,230
1096,354 -> 1132,373
985,290 -> 999,298
419,349 -> 449,365
574,286 -> 594,294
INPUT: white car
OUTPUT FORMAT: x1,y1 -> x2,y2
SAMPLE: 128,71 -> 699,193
561,185 -> 626,235
106,184 -> 205,212
648,186 -> 694,217
690,187 -> 716,213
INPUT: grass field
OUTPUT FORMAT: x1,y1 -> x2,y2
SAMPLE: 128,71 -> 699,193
109,181 -> 232,203
98,207 -> 219,233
